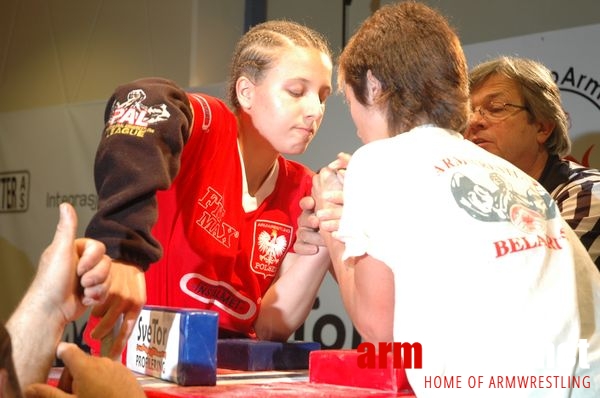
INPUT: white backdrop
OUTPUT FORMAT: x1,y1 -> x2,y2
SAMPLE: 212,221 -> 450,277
1,23 -> 598,348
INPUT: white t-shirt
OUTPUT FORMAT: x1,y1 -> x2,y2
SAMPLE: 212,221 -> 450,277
337,125 -> 600,397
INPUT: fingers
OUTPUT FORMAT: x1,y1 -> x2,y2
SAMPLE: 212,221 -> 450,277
312,167 -> 343,213
74,238 -> 107,277
108,311 -> 138,360
319,167 -> 343,189
295,195 -> 324,254
323,190 -> 344,206
57,366 -> 73,394
55,343 -> 92,382
90,262 -> 145,341
74,238 -> 111,306
298,205 -> 320,232
328,152 -> 351,170
293,240 -> 319,255
78,253 -> 111,307
24,383 -> 71,398
298,195 -> 316,212
91,303 -> 143,359
52,203 -> 78,252
90,302 -> 124,341
294,226 -> 325,254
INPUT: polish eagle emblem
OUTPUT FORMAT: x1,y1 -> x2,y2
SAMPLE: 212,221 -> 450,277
258,229 -> 288,265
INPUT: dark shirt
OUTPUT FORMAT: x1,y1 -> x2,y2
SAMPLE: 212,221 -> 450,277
539,155 -> 600,270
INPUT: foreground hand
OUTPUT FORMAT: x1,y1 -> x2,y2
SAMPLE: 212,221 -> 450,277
32,203 -> 111,325
24,343 -> 146,398
89,261 -> 146,360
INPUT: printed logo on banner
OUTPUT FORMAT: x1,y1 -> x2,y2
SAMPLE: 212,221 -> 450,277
554,66 -> 600,111
0,170 -> 29,213
552,66 -> 599,167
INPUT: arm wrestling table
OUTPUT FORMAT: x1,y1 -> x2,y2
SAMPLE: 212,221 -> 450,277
49,367 -> 416,397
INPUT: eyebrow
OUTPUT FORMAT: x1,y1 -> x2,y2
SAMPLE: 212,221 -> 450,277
472,92 -> 512,108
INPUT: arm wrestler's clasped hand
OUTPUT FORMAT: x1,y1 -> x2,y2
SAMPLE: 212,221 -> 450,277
294,153 -> 349,253
312,152 -> 349,235
33,203 -> 111,326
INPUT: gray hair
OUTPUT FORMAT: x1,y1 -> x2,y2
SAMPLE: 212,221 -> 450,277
469,56 -> 571,157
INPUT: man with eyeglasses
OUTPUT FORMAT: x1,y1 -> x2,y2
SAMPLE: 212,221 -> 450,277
464,56 -> 600,271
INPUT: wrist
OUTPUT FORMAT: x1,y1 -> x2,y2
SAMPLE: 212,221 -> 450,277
19,289 -> 71,331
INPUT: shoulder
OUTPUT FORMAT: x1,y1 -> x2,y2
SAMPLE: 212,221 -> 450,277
565,160 -> 600,180
553,160 -> 600,196
350,138 -> 398,171
186,93 -> 235,134
187,92 -> 229,111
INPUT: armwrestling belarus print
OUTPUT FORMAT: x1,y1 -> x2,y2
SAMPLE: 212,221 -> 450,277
452,171 -> 557,236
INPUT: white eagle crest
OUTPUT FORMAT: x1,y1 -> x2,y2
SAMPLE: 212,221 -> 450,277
258,230 -> 287,265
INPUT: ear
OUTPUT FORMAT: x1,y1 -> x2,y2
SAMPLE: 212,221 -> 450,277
236,76 -> 255,110
366,69 -> 382,105
536,120 -> 555,145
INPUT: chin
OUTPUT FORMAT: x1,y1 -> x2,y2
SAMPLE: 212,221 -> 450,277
282,143 -> 310,156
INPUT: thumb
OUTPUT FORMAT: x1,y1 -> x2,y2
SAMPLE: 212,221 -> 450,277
24,383 -> 73,398
51,203 -> 78,250
56,342 -> 88,377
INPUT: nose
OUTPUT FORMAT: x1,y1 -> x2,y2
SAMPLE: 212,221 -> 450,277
464,109 -> 486,138
304,93 -> 325,121
469,107 -> 485,123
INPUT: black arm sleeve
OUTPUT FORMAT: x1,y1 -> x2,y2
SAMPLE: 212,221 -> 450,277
85,77 -> 193,270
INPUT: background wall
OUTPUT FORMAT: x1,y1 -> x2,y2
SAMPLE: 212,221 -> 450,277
2,0 -> 600,112
1,0 -> 599,348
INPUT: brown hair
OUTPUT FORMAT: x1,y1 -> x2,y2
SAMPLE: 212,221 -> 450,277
227,20 -> 332,109
338,1 -> 469,135
469,56 -> 571,157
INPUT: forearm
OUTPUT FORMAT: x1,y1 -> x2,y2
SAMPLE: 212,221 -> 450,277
323,233 -> 394,343
86,77 -> 192,269
6,290 -> 67,390
254,250 -> 331,341
322,234 -> 358,323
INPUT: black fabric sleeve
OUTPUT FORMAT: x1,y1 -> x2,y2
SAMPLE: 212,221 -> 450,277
85,77 -> 193,270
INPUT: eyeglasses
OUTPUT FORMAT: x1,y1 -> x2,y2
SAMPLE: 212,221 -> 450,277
471,101 -> 529,123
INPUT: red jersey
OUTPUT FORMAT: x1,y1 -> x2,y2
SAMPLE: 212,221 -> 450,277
85,78 -> 313,344
146,93 -> 312,336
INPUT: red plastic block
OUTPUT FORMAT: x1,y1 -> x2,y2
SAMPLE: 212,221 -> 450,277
309,349 -> 414,394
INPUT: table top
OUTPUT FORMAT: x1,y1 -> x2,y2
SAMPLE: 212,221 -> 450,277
140,369 -> 414,397
50,368 -> 416,397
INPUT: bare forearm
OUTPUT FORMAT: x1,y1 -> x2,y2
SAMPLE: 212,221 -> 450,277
322,234 -> 359,323
6,292 -> 67,390
254,250 -> 331,341
323,234 -> 394,343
